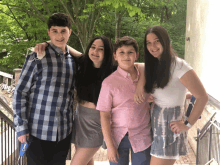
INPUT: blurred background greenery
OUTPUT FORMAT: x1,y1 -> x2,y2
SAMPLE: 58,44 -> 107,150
0,0 -> 186,74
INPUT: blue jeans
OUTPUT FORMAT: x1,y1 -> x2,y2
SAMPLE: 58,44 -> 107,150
110,133 -> 151,165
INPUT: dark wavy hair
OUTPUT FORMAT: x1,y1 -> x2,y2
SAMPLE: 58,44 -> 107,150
47,12 -> 71,29
144,26 -> 176,93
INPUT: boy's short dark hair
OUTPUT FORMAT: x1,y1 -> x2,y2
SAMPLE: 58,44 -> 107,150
47,12 -> 71,29
114,36 -> 139,53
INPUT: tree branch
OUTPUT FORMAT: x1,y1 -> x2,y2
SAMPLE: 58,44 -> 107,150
0,2 -> 47,23
70,0 -> 82,29
40,0 -> 51,16
26,0 -> 47,22
6,5 -> 30,40
59,0 -> 80,37
86,0 -> 97,33
59,0 -> 76,26
89,5 -> 101,40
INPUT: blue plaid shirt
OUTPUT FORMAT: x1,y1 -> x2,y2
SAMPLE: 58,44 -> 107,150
13,43 -> 75,141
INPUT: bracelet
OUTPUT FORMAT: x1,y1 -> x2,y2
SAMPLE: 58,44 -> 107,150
184,120 -> 192,128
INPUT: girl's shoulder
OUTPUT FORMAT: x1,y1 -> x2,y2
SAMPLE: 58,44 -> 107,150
172,57 -> 193,78
75,54 -> 85,65
174,57 -> 191,69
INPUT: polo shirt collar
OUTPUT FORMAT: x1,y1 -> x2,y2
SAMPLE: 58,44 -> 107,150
49,42 -> 69,56
117,65 -> 140,82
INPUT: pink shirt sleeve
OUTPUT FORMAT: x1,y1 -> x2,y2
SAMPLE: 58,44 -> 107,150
96,79 -> 113,112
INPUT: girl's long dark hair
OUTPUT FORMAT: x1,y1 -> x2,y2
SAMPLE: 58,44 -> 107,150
144,26 -> 176,93
76,36 -> 114,102
79,36 -> 113,80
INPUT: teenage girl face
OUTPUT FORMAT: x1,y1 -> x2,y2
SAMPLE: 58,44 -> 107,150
89,39 -> 105,68
146,33 -> 163,59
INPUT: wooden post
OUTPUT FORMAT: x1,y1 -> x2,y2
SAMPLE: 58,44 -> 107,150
0,75 -> 3,83
13,68 -> 22,85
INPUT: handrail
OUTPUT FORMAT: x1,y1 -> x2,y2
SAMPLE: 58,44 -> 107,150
196,112 -> 220,164
0,110 -> 14,127
0,71 -> 13,86
208,94 -> 220,110
0,97 -> 13,116
0,95 -> 25,165
0,71 -> 13,79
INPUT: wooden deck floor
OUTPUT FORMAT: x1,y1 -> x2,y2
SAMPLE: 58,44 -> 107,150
66,142 -> 196,165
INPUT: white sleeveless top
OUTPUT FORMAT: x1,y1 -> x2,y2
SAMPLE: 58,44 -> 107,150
153,57 -> 193,108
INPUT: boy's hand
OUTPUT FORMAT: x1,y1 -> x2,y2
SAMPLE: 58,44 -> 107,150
134,86 -> 145,104
34,42 -> 48,59
18,134 -> 29,143
107,146 -> 119,163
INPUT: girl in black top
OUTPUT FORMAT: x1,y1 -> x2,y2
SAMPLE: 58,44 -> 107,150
71,36 -> 114,165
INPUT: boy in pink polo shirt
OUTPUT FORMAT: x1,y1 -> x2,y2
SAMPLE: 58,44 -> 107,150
96,36 -> 152,165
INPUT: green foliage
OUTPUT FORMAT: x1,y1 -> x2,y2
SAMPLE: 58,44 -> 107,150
0,0 -> 187,72
161,0 -> 187,58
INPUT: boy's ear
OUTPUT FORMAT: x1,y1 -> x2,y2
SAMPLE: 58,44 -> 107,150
69,29 -> 72,36
136,52 -> 139,60
47,29 -> 50,35
113,52 -> 117,61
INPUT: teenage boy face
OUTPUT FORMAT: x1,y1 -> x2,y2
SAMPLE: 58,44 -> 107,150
114,45 -> 138,70
47,26 -> 72,52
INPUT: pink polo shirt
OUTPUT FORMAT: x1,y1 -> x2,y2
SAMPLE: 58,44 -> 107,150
96,66 -> 152,153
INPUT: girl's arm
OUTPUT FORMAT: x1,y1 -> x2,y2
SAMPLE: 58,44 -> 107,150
134,63 -> 147,104
67,45 -> 82,57
34,41 -> 82,57
100,111 -> 119,163
180,69 -> 208,125
170,69 -> 208,133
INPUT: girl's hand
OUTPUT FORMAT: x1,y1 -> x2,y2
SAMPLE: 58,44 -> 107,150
170,120 -> 190,134
186,92 -> 192,100
134,86 -> 145,104
147,95 -> 154,103
107,146 -> 119,163
34,42 -> 48,59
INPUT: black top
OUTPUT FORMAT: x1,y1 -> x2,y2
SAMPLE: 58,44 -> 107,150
75,55 -> 117,105
75,56 -> 108,105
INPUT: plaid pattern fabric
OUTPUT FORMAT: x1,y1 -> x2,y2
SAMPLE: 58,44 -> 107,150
13,43 -> 75,141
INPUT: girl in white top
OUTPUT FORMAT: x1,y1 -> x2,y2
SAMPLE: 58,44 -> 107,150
135,26 -> 208,165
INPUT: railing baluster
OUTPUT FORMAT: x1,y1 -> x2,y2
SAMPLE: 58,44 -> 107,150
11,127 -> 12,165
13,127 -> 14,165
1,117 -> 3,165
7,123 -> 9,165
4,120 -> 6,165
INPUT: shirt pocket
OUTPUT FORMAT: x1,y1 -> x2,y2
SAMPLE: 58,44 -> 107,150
36,62 -> 56,85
